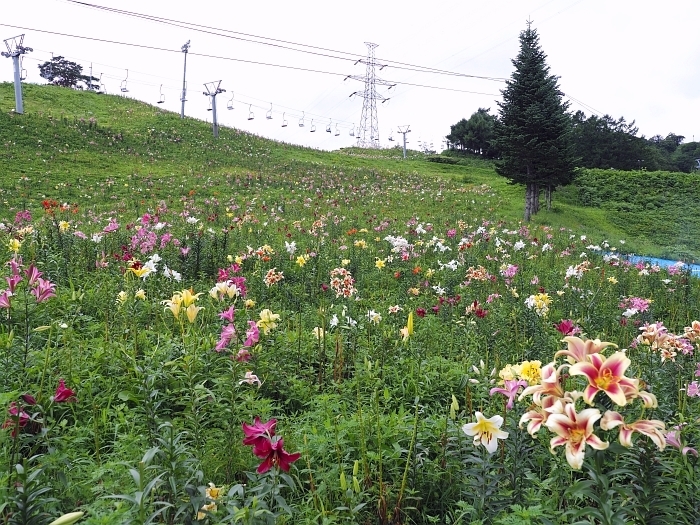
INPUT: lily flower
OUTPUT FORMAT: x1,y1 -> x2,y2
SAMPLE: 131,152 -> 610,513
519,395 -> 565,436
257,309 -> 280,335
555,336 -> 617,364
254,437 -> 301,473
185,303 -> 204,324
0,290 -> 12,309
665,430 -> 698,457
569,351 -> 635,406
462,412 -> 509,454
244,321 -> 260,347
242,417 -> 277,455
600,411 -> 666,450
545,404 -> 608,470
490,379 -> 528,410
519,362 -> 565,405
52,379 -> 77,403
31,278 -> 57,303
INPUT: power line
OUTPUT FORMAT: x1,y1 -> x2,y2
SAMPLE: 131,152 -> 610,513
0,23 -> 500,96
64,0 -> 507,82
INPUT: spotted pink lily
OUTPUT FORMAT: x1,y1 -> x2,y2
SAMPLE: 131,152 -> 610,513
545,403 -> 608,470
600,411 -> 666,450
569,351 -> 635,406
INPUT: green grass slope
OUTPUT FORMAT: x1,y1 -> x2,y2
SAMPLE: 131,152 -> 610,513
1,82 -> 698,260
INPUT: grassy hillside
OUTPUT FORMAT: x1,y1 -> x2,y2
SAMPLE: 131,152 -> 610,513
1,82 -> 698,260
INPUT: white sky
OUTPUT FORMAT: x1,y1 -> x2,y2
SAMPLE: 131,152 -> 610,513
2,0 -> 699,151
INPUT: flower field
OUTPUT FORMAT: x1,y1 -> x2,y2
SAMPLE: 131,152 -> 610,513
2,85 -> 700,524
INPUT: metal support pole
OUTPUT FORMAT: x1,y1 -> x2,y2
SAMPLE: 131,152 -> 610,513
203,80 -> 225,138
2,34 -> 32,114
180,40 -> 190,119
398,125 -> 411,159
212,93 -> 219,138
11,55 -> 23,113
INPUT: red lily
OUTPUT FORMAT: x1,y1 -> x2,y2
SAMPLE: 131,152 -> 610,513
53,379 -> 77,403
255,437 -> 301,473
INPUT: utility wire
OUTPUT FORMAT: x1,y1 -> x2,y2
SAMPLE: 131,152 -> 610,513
0,23 -> 499,96
64,0 -> 507,82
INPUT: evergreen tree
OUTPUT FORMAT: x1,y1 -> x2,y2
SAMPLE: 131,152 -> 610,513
494,22 -> 576,221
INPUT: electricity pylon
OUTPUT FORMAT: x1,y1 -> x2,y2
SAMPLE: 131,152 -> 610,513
346,42 -> 395,149
2,34 -> 32,114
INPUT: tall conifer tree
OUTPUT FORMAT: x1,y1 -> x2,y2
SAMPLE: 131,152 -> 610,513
494,22 -> 575,221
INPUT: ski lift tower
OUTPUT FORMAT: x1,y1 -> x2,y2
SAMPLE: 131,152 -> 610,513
2,34 -> 32,114
203,80 -> 225,138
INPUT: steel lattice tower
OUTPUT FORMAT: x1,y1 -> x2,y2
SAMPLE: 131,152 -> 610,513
347,43 -> 394,148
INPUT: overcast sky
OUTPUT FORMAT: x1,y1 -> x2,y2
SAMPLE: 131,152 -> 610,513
2,0 -> 699,151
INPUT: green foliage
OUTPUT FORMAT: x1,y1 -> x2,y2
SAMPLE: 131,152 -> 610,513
446,108 -> 498,158
37,57 -> 99,91
493,23 -> 576,221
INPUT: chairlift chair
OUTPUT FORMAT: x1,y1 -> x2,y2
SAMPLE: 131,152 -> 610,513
207,99 -> 213,112
298,111 -> 305,127
247,104 -> 255,120
120,69 -> 129,93
227,93 -> 234,110
157,84 -> 165,104
281,112 -> 288,127
349,125 -> 355,137
334,124 -> 340,137
266,103 -> 273,120
388,130 -> 395,142
19,57 -> 26,81
326,120 -> 332,133
310,119 -> 316,132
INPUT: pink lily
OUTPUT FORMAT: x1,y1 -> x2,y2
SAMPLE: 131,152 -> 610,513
25,264 -> 42,287
218,305 -> 236,323
0,289 -> 12,309
569,351 -> 635,406
555,336 -> 617,364
6,274 -> 21,294
215,324 -> 236,352
490,379 -> 528,410
600,411 -> 666,450
665,430 -> 698,457
545,403 -> 608,470
31,278 -> 56,303
243,320 -> 260,347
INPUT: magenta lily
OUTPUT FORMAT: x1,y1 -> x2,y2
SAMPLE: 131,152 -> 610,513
53,379 -> 76,403
242,417 -> 277,455
254,437 -> 301,473
31,278 -> 56,303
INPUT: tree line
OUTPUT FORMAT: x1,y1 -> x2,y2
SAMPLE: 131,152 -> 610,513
447,108 -> 699,174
